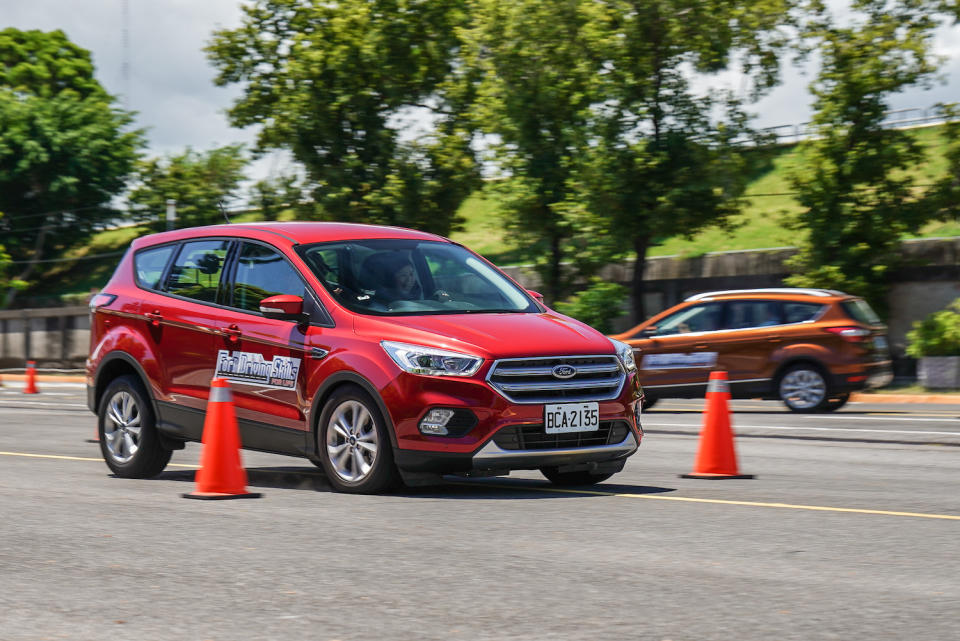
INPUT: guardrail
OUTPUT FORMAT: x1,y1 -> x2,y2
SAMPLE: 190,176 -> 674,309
760,106 -> 953,143
0,306 -> 90,368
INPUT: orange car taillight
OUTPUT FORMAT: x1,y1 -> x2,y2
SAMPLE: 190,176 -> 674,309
823,326 -> 870,343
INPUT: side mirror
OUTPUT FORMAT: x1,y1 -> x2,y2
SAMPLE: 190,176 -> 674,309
640,326 -> 658,338
260,294 -> 307,323
527,289 -> 545,303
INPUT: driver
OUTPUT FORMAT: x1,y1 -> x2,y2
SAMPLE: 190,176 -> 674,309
375,252 -> 423,302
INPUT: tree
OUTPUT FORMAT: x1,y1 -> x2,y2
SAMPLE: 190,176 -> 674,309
466,1 -> 795,312
127,145 -> 249,230
0,28 -> 144,306
786,0 -> 960,313
206,0 -> 478,237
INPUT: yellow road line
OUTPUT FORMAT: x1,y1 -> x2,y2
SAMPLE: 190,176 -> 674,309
0,450 -> 197,468
4,450 -> 957,520
452,481 -> 960,521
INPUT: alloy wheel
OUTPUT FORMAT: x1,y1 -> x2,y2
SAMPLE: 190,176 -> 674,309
104,390 -> 142,464
325,400 -> 380,483
780,368 -> 827,410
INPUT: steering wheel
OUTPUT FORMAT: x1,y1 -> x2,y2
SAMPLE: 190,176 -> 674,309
431,289 -> 452,302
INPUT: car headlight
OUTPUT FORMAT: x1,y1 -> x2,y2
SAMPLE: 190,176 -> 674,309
610,338 -> 637,373
381,341 -> 483,377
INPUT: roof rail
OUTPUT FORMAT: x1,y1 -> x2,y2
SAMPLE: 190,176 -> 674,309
685,288 -> 840,302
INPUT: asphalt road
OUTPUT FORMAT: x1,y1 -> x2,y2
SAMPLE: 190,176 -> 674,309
1,385 -> 959,641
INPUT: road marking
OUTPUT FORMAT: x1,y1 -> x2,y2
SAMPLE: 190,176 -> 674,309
643,422 -> 960,436
0,451 -> 197,468
453,481 -> 960,521
3,449 -> 956,521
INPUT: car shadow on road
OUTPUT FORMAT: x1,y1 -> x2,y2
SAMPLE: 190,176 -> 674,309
154,466 -> 676,499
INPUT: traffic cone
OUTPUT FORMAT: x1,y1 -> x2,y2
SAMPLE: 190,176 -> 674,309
680,371 -> 754,479
23,360 -> 39,394
182,378 -> 261,500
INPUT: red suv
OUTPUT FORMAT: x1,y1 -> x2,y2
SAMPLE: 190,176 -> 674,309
87,223 -> 643,492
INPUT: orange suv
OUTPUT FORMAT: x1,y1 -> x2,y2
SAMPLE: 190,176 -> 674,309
610,289 -> 892,412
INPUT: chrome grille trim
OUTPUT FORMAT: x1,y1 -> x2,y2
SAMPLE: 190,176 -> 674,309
486,354 -> 625,404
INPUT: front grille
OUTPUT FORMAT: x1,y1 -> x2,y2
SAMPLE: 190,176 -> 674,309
493,421 -> 631,450
487,355 -> 625,403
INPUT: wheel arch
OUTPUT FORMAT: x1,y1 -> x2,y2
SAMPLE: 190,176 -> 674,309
93,352 -> 157,417
306,371 -> 398,459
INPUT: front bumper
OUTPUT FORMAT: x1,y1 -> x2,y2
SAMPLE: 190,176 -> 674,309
394,429 -> 641,475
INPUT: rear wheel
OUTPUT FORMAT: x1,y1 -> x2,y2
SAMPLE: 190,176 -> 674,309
317,385 -> 399,494
98,375 -> 172,478
540,467 -> 615,486
778,365 -> 830,413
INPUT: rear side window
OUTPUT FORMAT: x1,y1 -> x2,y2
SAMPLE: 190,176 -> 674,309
134,245 -> 175,290
231,242 -> 306,312
783,302 -> 824,324
165,240 -> 231,303
724,301 -> 782,329
841,299 -> 882,326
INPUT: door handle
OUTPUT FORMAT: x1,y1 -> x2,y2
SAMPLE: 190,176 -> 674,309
145,310 -> 163,327
223,325 -> 242,342
768,335 -> 783,343
694,343 -> 708,349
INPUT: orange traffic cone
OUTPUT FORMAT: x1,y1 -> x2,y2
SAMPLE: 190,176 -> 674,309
182,378 -> 261,500
23,360 -> 39,394
680,371 -> 754,479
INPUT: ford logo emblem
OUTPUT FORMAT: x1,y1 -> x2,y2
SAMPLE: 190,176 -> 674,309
552,365 -> 576,379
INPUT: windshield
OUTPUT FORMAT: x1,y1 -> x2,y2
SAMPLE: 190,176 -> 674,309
297,239 -> 539,316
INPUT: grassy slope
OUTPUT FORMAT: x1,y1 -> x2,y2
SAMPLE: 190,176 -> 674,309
24,124 -> 960,303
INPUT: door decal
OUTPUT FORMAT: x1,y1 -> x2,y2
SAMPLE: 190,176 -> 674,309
641,352 -> 718,370
215,349 -> 302,389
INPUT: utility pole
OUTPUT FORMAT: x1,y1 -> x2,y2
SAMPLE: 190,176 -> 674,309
166,199 -> 177,231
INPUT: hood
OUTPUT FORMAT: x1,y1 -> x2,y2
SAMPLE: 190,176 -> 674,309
353,311 -> 616,359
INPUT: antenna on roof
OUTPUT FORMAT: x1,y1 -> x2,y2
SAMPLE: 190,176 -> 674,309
218,201 -> 231,224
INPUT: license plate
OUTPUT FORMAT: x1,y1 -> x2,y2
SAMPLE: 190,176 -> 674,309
544,402 -> 600,433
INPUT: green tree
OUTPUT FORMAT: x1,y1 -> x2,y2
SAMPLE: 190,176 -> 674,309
127,145 -> 249,230
786,0 -> 960,313
206,0 -> 478,237
0,28 -> 143,306
466,1 -> 795,312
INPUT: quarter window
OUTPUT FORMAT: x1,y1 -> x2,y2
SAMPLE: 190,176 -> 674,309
134,245 -> 175,290
165,240 -> 230,303
231,242 -> 306,312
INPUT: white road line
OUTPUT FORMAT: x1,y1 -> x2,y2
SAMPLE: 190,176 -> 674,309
800,415 -> 960,423
0,402 -> 88,410
643,422 -> 960,437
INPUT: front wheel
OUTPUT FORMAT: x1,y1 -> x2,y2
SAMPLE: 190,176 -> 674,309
540,467 -> 615,486
98,375 -> 172,478
317,385 -> 399,494
778,365 -> 830,413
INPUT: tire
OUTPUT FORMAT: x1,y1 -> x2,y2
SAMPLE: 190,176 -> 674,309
316,385 -> 399,494
98,375 -> 172,478
641,396 -> 658,411
540,467 -> 615,486
778,364 -> 831,413
823,393 -> 851,412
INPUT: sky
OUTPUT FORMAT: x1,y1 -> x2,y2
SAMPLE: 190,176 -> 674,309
5,0 -> 960,190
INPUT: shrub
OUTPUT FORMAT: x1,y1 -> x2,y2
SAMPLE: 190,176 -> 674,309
554,278 -> 628,334
906,299 -> 960,358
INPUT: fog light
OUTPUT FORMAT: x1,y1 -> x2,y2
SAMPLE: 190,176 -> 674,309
420,408 -> 456,435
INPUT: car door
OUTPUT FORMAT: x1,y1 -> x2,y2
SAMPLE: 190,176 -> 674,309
709,300 -> 784,388
215,240 -> 333,453
138,238 -> 233,437
627,302 -> 724,392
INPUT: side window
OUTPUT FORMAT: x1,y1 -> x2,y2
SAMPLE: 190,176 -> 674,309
652,304 -> 722,336
231,242 -> 306,313
784,302 -> 824,324
134,245 -> 175,290
165,240 -> 230,303
724,301 -> 782,330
